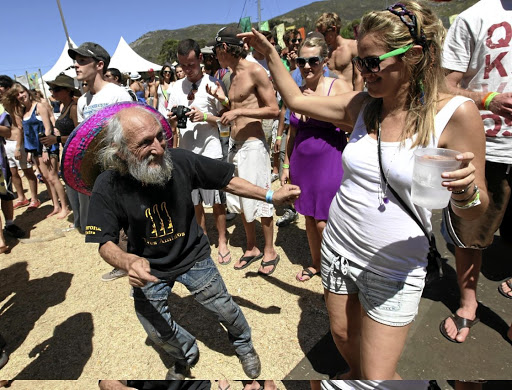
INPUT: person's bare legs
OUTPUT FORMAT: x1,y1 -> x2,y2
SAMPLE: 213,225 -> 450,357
443,247 -> 480,342
0,215 -> 7,251
213,203 -> 230,264
217,380 -> 230,390
22,167 -> 38,202
310,380 -> 321,390
233,215 -> 261,268
360,311 -> 411,379
324,290 -> 362,379
47,157 -> 70,219
258,216 -> 277,274
297,216 -> 325,281
10,167 -> 27,202
38,158 -> 62,217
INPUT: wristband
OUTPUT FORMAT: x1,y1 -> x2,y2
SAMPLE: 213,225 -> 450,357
451,188 -> 481,209
451,185 -> 478,203
221,97 -> 230,107
282,163 -> 290,169
203,112 -> 208,122
265,189 -> 274,204
483,92 -> 499,110
56,136 -> 62,144
276,136 -> 282,140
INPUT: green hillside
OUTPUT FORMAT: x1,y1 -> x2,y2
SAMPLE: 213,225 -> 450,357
130,0 -> 479,64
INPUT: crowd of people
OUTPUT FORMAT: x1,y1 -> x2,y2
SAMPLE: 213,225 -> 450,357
0,0 -> 510,386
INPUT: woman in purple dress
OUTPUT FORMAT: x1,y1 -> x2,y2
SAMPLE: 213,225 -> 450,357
281,37 -> 349,282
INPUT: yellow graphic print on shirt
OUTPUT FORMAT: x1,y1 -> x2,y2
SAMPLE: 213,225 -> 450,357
144,202 -> 185,245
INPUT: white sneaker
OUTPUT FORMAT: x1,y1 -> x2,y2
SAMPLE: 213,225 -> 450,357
101,268 -> 128,282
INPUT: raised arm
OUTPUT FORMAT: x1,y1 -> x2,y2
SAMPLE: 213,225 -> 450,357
239,28 -> 364,128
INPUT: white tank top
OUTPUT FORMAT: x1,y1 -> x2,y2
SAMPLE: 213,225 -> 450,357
323,96 -> 472,283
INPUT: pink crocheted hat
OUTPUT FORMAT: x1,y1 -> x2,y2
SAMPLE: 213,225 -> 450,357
62,101 -> 173,196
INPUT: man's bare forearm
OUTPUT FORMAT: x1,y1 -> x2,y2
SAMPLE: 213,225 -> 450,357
238,106 -> 280,120
98,241 -> 137,271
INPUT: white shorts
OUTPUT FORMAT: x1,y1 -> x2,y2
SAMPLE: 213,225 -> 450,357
5,139 -> 31,169
226,137 -> 273,223
191,188 -> 223,207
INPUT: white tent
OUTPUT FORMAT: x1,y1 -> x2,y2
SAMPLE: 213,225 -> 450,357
109,37 -> 162,74
42,38 -> 77,82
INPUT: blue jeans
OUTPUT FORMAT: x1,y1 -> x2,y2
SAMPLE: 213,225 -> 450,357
133,257 -> 253,365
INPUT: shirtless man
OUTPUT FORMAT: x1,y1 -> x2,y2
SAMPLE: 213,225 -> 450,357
316,12 -> 363,91
211,26 -> 281,275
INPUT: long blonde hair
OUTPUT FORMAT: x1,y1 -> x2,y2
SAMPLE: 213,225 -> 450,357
359,0 -> 447,147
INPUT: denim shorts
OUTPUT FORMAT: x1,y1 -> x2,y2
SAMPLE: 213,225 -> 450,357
321,243 -> 425,327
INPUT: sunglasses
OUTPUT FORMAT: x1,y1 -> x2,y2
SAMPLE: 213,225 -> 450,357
296,56 -> 323,68
163,70 -> 172,74
187,83 -> 198,101
352,44 -> 413,73
50,86 -> 65,92
82,83 -> 88,87
291,38 -> 302,44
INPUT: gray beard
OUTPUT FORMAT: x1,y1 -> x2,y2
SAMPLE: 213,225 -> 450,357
127,150 -> 173,187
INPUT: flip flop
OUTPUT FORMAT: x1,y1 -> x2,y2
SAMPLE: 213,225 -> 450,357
439,313 -> 480,343
498,278 -> 512,299
258,255 -> 280,276
234,253 -> 263,270
296,267 -> 321,282
218,251 -> 231,265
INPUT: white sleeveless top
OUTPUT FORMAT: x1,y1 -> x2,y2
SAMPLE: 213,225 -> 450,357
322,96 -> 472,283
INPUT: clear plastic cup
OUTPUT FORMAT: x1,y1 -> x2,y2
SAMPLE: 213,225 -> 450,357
216,120 -> 230,138
411,147 -> 461,209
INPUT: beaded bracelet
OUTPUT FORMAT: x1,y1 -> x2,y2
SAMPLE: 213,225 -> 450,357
451,189 -> 481,209
451,185 -> 478,203
265,189 -> 274,204
203,112 -> 208,122
282,163 -> 290,169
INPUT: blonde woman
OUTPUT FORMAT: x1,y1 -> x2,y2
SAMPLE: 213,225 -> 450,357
242,0 -> 488,379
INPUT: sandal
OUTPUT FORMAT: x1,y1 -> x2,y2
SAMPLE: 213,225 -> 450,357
296,267 -> 321,282
13,199 -> 30,209
27,199 -> 41,211
258,255 -> 280,276
498,278 -> 512,299
218,251 -> 231,265
439,313 -> 480,343
234,253 -> 263,270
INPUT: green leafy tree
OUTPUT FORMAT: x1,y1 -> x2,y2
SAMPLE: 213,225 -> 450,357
158,39 -> 179,64
340,19 -> 360,39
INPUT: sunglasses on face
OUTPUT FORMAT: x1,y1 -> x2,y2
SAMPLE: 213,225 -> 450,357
82,83 -> 88,87
187,83 -> 198,101
352,43 -> 413,73
163,70 -> 171,74
291,38 -> 302,44
296,56 -> 323,68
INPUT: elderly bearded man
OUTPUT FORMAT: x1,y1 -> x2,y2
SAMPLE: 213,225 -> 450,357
76,103 -> 300,379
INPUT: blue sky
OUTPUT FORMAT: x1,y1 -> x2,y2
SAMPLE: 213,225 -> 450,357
0,0 -> 318,77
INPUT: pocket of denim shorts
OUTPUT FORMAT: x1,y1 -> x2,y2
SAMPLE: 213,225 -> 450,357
364,272 -> 404,312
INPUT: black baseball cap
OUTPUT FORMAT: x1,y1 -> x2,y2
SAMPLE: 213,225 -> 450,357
68,42 -> 111,67
215,27 -> 244,46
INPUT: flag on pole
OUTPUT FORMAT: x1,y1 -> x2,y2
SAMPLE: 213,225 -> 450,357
15,75 -> 29,89
260,20 -> 270,32
276,23 -> 286,48
285,25 -> 296,31
27,72 -> 39,90
449,14 -> 459,25
239,16 -> 252,32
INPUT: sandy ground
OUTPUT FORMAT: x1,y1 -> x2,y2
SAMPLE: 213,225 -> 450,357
0,177 -> 327,388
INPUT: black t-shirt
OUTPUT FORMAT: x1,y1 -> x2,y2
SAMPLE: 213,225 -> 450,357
85,148 -> 235,279
126,380 -> 211,390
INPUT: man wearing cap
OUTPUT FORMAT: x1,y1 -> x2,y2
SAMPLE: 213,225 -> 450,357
167,39 -> 231,266
68,42 -> 132,281
315,12 -> 363,92
213,26 -> 281,275
76,103 -> 300,378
